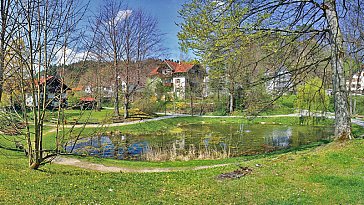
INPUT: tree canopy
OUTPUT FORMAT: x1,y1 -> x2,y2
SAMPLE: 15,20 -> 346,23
178,0 -> 361,139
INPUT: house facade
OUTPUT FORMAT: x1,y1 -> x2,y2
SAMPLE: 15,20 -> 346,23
150,60 -> 204,98
266,67 -> 292,94
347,70 -> 364,94
26,76 -> 71,108
82,84 -> 114,98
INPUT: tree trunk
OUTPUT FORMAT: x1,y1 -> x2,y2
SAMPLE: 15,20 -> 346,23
190,93 -> 194,116
0,2 -> 7,103
96,68 -> 101,111
189,82 -> 194,116
326,1 -> 353,140
114,82 -> 119,116
29,161 -> 41,170
123,83 -> 129,119
123,95 -> 129,119
0,49 -> 4,102
114,60 -> 119,117
229,91 -> 234,113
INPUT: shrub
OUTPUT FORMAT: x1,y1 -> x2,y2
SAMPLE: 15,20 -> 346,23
133,96 -> 159,114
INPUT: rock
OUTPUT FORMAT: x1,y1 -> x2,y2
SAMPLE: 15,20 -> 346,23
217,166 -> 253,180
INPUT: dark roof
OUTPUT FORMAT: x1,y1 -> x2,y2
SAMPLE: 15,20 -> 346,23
34,76 -> 54,86
34,76 -> 71,91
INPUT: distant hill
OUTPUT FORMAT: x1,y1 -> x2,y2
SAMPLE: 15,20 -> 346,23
51,59 -> 163,89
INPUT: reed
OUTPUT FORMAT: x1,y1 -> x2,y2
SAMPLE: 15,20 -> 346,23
141,143 -> 231,161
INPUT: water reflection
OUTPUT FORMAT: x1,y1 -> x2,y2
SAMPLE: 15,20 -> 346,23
65,124 -> 333,161
65,136 -> 149,160
265,127 -> 292,147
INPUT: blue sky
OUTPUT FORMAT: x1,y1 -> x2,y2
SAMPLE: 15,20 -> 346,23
85,0 -> 188,61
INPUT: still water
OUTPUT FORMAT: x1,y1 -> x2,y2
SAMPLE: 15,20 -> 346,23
65,123 -> 333,161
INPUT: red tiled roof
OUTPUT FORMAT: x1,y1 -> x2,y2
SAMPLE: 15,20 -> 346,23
72,86 -> 84,91
149,60 -> 196,76
80,97 -> 96,102
34,76 -> 54,85
150,67 -> 160,76
165,60 -> 194,73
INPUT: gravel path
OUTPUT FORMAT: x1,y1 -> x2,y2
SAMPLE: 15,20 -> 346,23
53,156 -> 231,173
46,114 -> 188,129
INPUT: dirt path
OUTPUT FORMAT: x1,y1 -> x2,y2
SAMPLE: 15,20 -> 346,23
45,114 -> 188,129
53,156 -> 231,173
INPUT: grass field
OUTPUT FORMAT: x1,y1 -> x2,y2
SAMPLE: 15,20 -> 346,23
44,109 -> 115,124
32,108 -> 152,125
1,139 -> 363,204
1,116 -> 364,204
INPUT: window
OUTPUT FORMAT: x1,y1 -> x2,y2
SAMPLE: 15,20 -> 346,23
176,79 -> 180,84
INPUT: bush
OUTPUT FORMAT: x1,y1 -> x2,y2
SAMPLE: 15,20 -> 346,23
67,91 -> 88,106
352,95 -> 364,115
295,78 -> 329,112
230,110 -> 244,116
209,109 -> 227,116
277,95 -> 296,108
133,96 -> 159,114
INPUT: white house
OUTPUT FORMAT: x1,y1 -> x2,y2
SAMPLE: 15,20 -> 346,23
173,77 -> 186,98
150,60 -> 204,98
266,67 -> 292,93
347,70 -> 364,94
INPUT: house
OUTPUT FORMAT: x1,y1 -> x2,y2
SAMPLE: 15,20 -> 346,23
26,76 -> 71,108
266,67 -> 292,94
150,60 -> 204,98
347,70 -> 364,94
74,84 -> 113,98
79,97 -> 97,109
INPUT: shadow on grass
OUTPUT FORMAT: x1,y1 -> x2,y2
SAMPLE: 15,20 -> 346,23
237,139 -> 332,162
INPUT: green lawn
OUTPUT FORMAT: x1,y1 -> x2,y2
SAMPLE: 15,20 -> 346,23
26,108 -> 151,125
1,116 -> 364,204
44,109 -> 114,124
1,139 -> 363,204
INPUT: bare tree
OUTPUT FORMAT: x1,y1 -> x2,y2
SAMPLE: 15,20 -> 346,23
0,0 -> 19,101
341,2 -> 364,115
89,0 -> 128,117
120,9 -> 163,118
90,1 -> 163,118
10,0 -> 85,169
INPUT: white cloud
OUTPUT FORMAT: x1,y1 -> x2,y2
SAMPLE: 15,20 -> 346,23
54,47 -> 94,65
116,10 -> 132,21
111,10 -> 132,25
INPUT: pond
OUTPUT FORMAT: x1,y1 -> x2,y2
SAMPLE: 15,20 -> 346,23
64,123 -> 333,161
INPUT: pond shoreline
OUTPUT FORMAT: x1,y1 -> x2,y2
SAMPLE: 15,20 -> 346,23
49,114 -> 364,172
